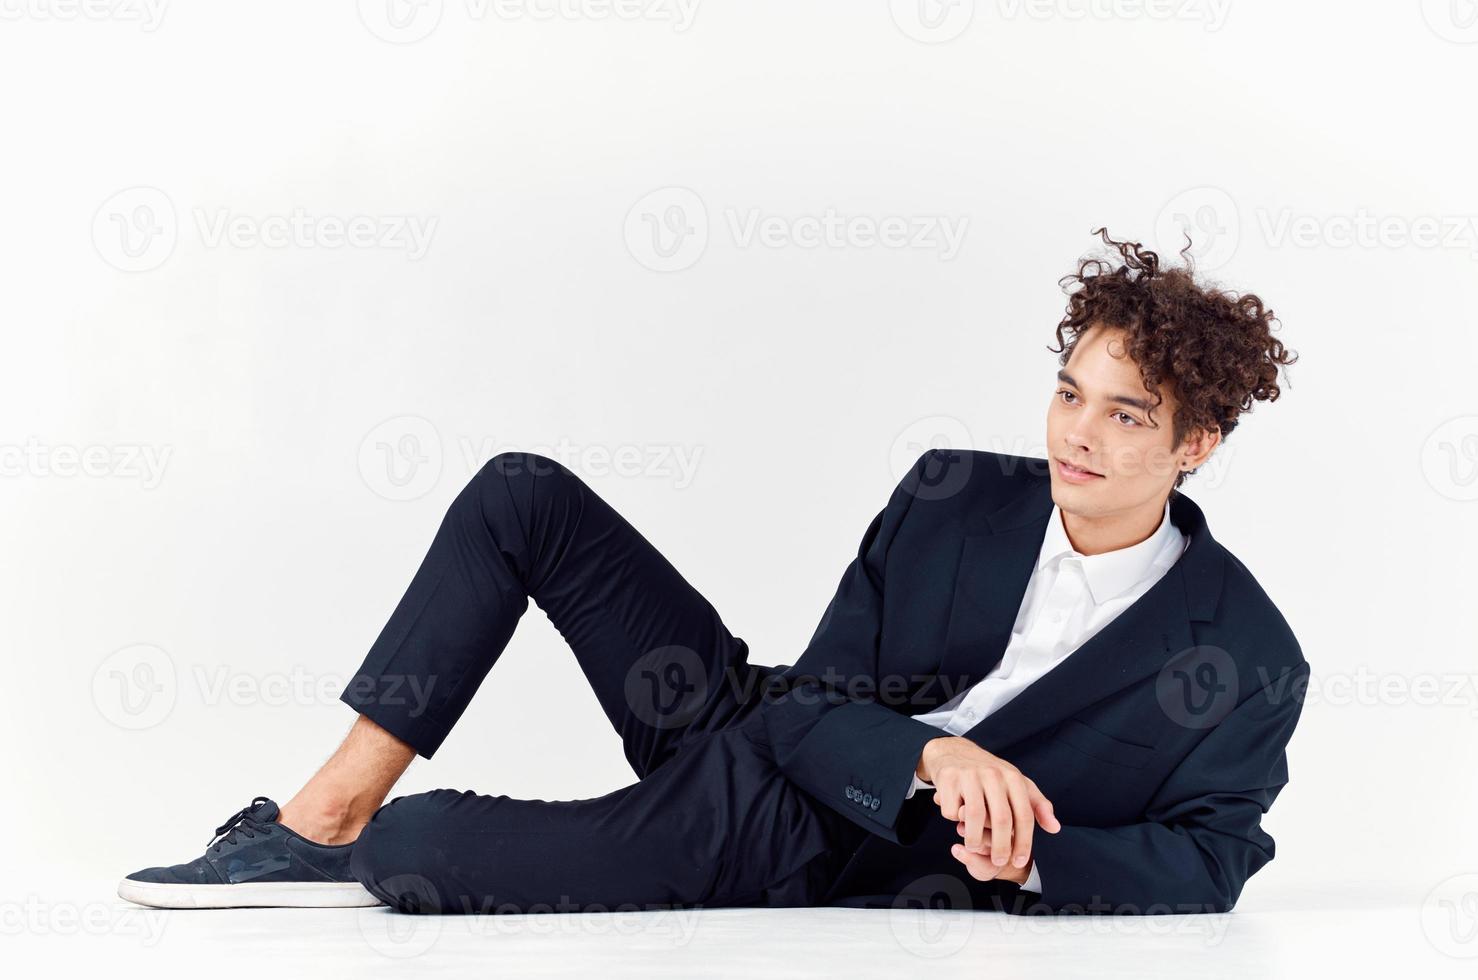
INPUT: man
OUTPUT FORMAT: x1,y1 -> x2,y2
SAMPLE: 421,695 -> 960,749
119,230 -> 1308,915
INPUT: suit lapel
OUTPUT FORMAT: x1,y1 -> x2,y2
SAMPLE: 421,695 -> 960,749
932,472 -> 1054,705
932,529 -> 1042,707
932,470 -> 1225,754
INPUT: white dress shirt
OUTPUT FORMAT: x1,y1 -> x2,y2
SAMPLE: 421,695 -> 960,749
904,496 -> 1188,895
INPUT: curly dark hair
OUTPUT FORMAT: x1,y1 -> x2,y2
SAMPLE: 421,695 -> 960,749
1048,228 -> 1297,488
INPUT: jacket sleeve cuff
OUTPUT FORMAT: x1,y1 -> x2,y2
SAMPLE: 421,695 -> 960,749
768,697 -> 943,846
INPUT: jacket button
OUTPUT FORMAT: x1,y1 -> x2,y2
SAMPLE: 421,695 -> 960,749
870,799 -> 880,811
845,785 -> 856,800
862,793 -> 873,807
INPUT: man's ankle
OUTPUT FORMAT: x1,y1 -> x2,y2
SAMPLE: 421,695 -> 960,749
278,797 -> 373,846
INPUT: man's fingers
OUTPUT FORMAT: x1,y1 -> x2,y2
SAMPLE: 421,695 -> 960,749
958,823 -> 993,853
1027,780 -> 1062,833
982,770 -> 1012,867
960,773 -> 986,853
1006,772 -> 1034,868
935,777 -> 962,822
933,756 -> 1059,864
950,843 -> 1001,882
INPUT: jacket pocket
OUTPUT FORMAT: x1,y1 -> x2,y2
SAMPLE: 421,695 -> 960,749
1053,718 -> 1156,770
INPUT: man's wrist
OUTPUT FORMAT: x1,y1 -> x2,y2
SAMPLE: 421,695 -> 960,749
916,736 -> 940,780
996,857 -> 1032,886
916,736 -> 944,783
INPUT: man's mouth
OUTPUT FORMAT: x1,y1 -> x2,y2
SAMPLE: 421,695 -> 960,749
1055,458 -> 1105,482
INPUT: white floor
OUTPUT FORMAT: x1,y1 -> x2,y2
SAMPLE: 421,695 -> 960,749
3,878 -> 1472,978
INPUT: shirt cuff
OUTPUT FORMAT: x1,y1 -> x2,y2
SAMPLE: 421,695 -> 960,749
898,768 -> 934,804
1021,859 -> 1042,894
904,772 -> 933,800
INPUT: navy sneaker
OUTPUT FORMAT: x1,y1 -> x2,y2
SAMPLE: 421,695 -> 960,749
118,796 -> 381,909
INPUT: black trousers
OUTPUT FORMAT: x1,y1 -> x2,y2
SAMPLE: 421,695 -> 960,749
340,452 -> 868,914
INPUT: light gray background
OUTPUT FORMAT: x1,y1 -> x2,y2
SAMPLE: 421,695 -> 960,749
3,1 -> 1476,973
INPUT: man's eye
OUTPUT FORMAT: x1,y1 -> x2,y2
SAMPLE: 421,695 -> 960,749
1056,389 -> 1076,403
1115,412 -> 1139,426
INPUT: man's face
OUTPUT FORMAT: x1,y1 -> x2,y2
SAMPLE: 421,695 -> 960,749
1045,323 -> 1195,521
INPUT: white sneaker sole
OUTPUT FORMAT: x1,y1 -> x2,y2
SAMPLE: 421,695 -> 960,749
117,878 -> 383,909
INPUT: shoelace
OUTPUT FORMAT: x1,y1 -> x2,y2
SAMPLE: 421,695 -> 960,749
207,796 -> 273,853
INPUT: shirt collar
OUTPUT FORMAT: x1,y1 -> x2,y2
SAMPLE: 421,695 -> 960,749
1036,496 -> 1184,605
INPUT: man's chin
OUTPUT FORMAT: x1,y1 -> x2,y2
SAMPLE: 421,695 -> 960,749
1050,478 -> 1113,514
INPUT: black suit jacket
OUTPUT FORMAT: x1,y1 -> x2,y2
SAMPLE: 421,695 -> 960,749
759,448 -> 1309,914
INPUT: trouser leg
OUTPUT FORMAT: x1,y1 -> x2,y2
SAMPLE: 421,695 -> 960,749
350,723 -> 852,914
339,451 -> 768,776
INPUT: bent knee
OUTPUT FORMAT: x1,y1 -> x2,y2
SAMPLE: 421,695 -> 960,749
484,451 -> 574,487
466,451 -> 580,514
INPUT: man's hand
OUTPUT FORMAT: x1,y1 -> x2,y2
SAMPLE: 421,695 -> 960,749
951,829 -> 1034,884
917,736 -> 1061,879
